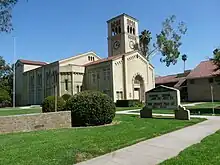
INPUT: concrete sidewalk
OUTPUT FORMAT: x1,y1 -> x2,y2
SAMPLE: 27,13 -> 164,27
75,115 -> 220,165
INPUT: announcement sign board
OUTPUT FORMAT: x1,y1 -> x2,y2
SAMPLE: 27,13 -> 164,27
145,85 -> 181,109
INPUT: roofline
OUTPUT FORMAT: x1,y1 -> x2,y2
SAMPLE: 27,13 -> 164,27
187,75 -> 219,80
17,59 -> 47,66
107,13 -> 138,23
59,51 -> 101,64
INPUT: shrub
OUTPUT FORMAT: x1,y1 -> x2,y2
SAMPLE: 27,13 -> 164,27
0,88 -> 11,108
62,94 -> 72,101
116,99 -> 143,107
42,96 -> 66,113
66,90 -> 116,126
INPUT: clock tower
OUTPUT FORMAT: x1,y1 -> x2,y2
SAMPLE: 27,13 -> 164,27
107,13 -> 139,57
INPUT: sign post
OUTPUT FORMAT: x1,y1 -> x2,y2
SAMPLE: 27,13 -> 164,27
210,85 -> 215,115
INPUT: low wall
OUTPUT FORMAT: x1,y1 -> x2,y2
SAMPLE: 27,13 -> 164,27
0,111 -> 71,134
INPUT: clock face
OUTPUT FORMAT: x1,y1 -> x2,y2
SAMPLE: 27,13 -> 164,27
129,41 -> 135,49
113,41 -> 120,50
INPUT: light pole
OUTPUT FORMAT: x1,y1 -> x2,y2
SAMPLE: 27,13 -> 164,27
182,54 -> 187,72
13,37 -> 16,108
210,84 -> 215,115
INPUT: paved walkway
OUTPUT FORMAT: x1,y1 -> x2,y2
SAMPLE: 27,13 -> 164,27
75,113 -> 220,165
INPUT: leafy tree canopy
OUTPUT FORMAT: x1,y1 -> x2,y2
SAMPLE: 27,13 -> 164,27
139,15 -> 187,67
0,0 -> 18,33
212,48 -> 220,70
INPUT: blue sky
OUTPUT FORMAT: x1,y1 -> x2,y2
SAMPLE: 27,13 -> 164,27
0,0 -> 219,76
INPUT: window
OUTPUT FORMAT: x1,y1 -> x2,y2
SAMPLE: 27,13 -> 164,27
88,56 -> 90,61
209,78 -> 214,83
107,68 -> 110,80
115,27 -> 118,34
65,79 -> 68,91
116,91 -> 123,100
92,73 -> 96,83
127,26 -> 129,33
133,28 -> 135,35
190,79 -> 194,84
77,85 -> 80,93
93,57 -> 95,61
118,26 -> 121,33
130,27 -> 132,34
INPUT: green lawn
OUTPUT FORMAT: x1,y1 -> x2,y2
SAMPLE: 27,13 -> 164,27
160,130 -> 220,165
0,108 -> 42,116
0,115 -> 204,165
128,102 -> 220,115
186,102 -> 220,109
116,107 -> 142,111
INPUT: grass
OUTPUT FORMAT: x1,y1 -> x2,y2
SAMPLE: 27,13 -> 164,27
0,108 -> 42,116
160,130 -> 220,165
128,102 -> 220,116
0,115 -> 205,165
116,107 -> 142,111
186,102 -> 220,109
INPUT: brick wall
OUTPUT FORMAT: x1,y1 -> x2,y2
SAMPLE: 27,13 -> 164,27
0,111 -> 71,134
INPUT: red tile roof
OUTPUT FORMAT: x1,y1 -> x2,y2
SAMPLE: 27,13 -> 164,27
156,70 -> 191,85
18,59 -> 47,66
187,60 -> 220,79
84,54 -> 123,66
156,75 -> 183,84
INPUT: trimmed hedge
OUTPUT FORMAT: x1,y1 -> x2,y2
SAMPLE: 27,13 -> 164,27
42,96 -> 66,113
66,90 -> 116,126
62,94 -> 72,101
189,108 -> 220,115
116,100 -> 143,107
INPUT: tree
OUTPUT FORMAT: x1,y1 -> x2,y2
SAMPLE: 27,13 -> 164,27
139,30 -> 152,61
0,0 -> 18,33
139,15 -> 187,67
212,48 -> 220,70
0,56 -> 13,106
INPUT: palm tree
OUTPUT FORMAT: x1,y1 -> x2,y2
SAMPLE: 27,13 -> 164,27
139,30 -> 152,60
182,54 -> 187,72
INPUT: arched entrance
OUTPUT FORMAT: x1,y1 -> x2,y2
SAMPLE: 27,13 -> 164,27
132,74 -> 145,102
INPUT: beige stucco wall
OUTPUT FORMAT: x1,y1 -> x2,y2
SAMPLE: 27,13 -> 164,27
112,58 -> 124,102
84,61 -> 114,98
112,52 -> 155,102
187,77 -> 220,101
59,65 -> 85,96
23,64 -> 42,72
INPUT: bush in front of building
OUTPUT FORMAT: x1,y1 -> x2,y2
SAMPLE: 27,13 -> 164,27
66,90 -> 116,126
62,94 -> 72,101
42,96 -> 66,113
116,99 -> 143,107
0,88 -> 11,108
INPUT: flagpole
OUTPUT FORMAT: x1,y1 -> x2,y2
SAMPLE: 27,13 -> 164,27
13,36 -> 16,108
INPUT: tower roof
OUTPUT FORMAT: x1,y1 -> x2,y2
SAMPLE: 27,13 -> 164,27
107,13 -> 138,23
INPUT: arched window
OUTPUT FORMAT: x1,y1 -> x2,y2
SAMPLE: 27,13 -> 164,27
115,27 -> 118,34
130,27 -> 133,34
127,26 -> 129,33
93,57 -> 95,61
118,26 -> 121,33
133,28 -> 135,35
88,56 -> 90,61
112,29 -> 115,36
